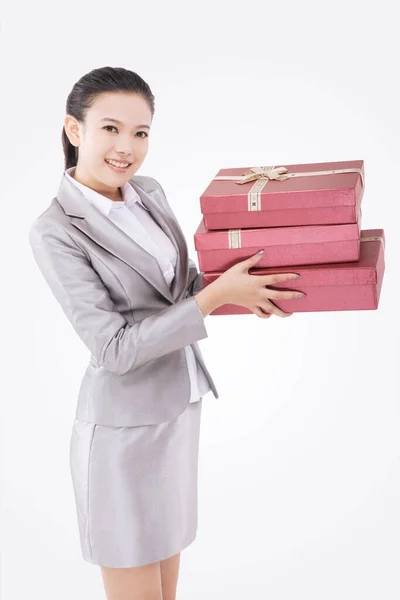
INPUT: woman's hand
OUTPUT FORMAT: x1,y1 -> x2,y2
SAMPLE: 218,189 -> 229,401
207,250 -> 305,319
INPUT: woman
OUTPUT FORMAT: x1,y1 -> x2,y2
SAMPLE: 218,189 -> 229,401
29,66 -> 303,600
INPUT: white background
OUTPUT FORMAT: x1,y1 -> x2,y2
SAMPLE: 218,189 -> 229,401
2,0 -> 400,598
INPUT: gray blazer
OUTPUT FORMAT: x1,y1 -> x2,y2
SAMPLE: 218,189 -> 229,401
29,172 -> 219,427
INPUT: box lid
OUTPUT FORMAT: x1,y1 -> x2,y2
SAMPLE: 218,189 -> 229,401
200,159 -> 364,213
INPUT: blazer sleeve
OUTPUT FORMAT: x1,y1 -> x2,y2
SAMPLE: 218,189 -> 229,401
29,218 -> 208,376
185,258 -> 205,298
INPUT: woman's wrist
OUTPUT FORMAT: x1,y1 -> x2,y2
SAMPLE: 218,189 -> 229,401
194,282 -> 226,317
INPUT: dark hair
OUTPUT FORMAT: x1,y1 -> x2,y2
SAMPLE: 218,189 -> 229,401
61,66 -> 155,170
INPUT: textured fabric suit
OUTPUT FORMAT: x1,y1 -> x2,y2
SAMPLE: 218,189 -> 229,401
29,171 -> 220,567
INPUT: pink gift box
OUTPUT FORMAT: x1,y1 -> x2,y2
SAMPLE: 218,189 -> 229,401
202,229 -> 385,314
200,159 -> 365,230
194,217 -> 361,271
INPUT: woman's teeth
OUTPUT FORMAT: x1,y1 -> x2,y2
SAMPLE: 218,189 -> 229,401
105,159 -> 131,168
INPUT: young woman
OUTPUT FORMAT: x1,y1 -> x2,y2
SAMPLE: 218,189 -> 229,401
29,66 -> 303,600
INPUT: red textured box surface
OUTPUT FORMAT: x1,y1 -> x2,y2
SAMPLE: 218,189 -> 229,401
200,159 -> 364,230
194,217 -> 361,271
202,229 -> 385,314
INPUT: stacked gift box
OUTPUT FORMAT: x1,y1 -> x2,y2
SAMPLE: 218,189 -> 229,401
193,160 -> 385,315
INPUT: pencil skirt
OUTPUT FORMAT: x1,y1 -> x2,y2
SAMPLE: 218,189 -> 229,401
69,398 -> 203,568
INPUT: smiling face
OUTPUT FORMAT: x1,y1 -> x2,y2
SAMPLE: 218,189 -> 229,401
64,91 -> 152,200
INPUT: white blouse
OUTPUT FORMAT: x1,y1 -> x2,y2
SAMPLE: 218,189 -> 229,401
65,167 -> 211,403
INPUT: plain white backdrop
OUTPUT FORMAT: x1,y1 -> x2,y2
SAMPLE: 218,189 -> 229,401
2,0 -> 400,598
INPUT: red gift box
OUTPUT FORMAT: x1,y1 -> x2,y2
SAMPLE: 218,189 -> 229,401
200,160 -> 365,230
194,217 -> 361,271
201,229 -> 385,314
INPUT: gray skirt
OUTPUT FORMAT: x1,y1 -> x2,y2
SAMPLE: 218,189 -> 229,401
69,399 -> 203,568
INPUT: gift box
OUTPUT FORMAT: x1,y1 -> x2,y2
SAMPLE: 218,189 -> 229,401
194,217 -> 361,272
201,229 -> 385,314
200,159 -> 365,230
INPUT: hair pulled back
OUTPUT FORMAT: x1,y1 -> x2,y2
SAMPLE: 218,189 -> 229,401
62,66 -> 155,169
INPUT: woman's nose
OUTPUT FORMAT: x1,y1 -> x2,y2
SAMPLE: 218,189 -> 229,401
115,147 -> 133,157
114,138 -> 136,156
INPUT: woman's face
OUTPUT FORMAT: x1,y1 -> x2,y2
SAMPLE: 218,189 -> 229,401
64,91 -> 152,198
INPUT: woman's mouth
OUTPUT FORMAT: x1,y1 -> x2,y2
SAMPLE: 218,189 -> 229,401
105,158 -> 132,173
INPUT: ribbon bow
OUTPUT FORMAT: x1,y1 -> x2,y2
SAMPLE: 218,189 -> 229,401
237,165 -> 290,184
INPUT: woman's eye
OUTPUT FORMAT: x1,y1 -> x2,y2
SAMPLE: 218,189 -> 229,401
103,126 -> 148,137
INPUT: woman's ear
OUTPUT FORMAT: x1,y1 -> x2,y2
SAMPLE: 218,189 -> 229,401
64,115 -> 81,148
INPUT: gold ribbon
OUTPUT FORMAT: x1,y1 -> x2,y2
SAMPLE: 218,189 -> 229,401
213,165 -> 364,211
228,229 -> 241,249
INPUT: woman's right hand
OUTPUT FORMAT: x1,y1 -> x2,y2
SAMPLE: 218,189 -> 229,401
200,250 -> 305,319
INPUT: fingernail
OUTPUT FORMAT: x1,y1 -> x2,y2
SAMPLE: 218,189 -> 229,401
257,250 -> 264,255
292,274 -> 300,279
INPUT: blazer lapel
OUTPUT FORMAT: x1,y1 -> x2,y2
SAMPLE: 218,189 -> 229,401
128,179 -> 189,301
56,173 -> 188,304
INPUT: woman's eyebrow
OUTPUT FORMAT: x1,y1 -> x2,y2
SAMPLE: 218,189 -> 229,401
100,117 -> 150,129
